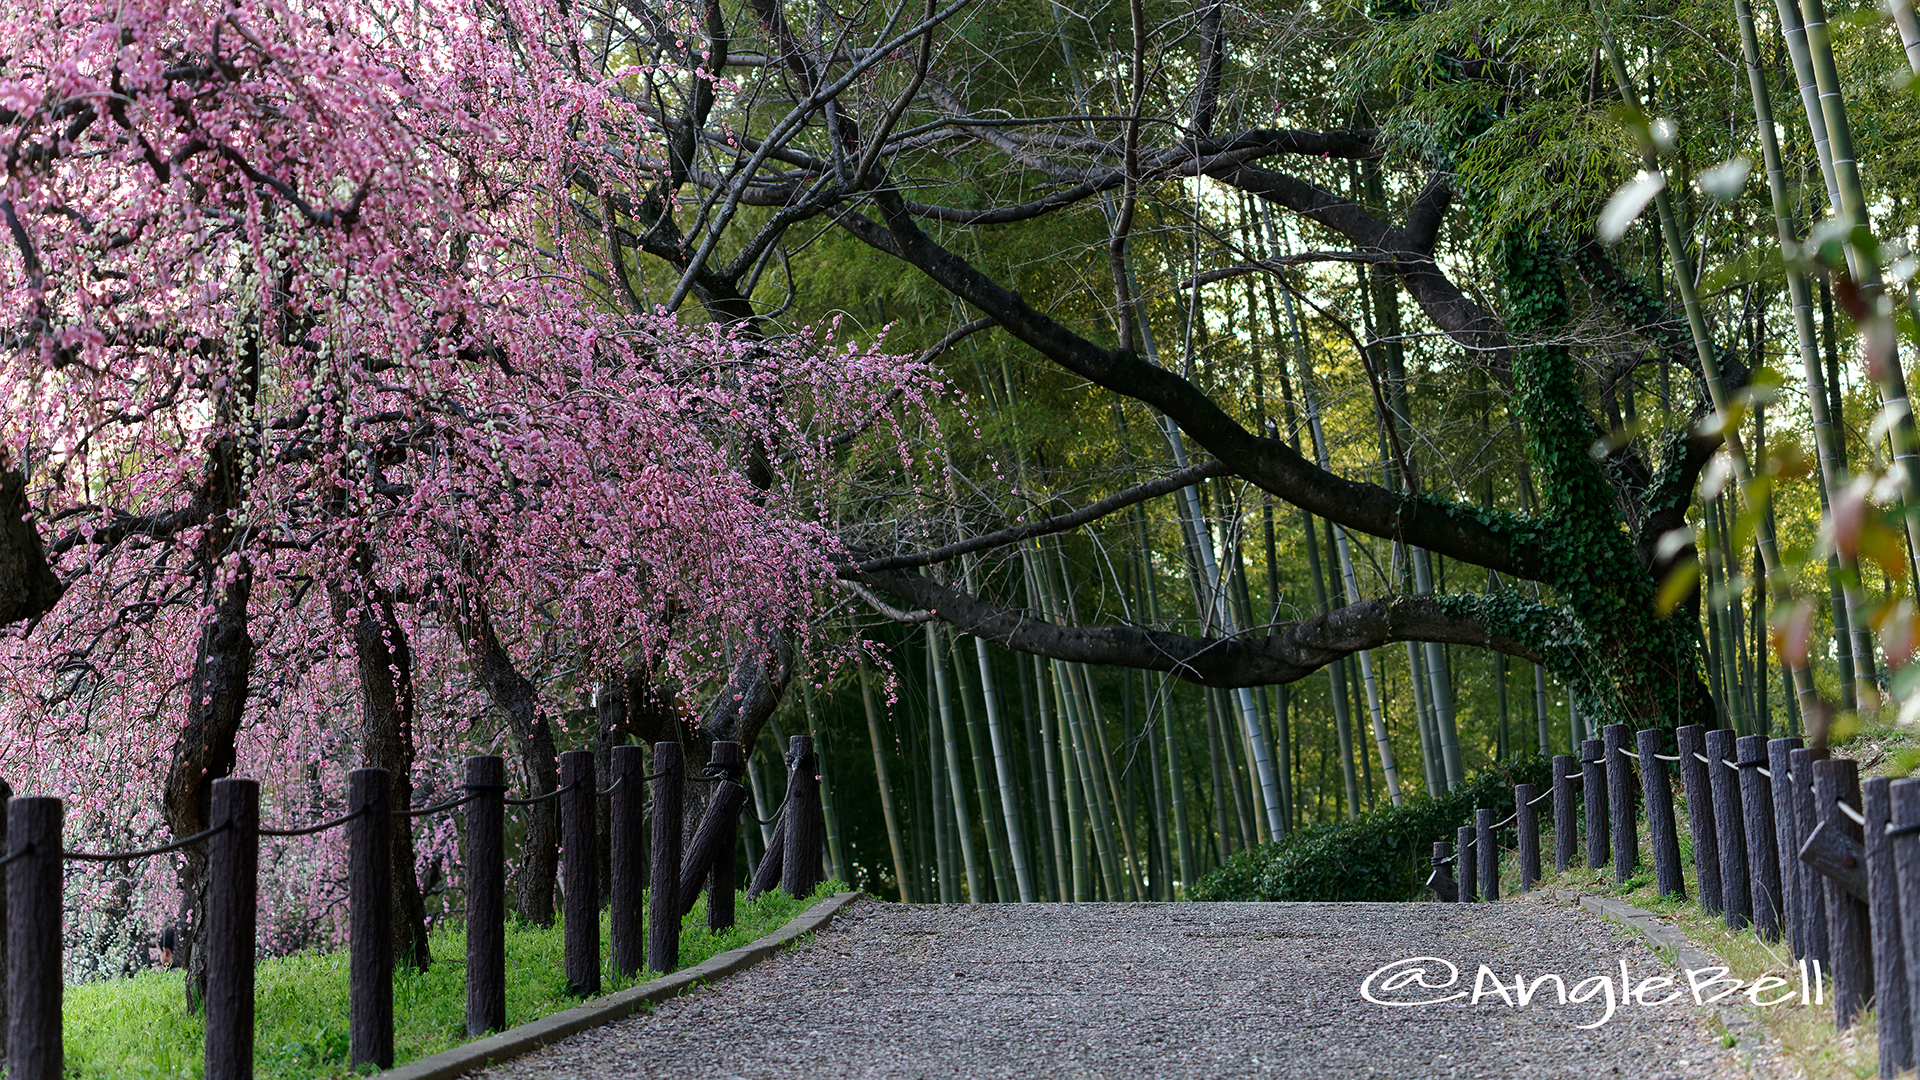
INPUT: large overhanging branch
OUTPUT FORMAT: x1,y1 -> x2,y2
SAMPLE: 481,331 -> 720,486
852,458 -> 1232,573
833,188 -> 1541,581
852,567 -> 1549,687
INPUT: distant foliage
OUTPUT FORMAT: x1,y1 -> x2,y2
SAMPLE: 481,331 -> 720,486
1191,758 -> 1555,902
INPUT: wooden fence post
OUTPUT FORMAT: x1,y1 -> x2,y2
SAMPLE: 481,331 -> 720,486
8,797 -> 60,1080
1770,737 -> 1806,958
1737,735 -> 1782,942
1707,728 -> 1750,930
706,742 -> 744,931
1476,808 -> 1498,901
1604,724 -> 1637,882
348,767 -> 393,1071
1552,756 -> 1577,873
783,736 -> 824,899
560,750 -> 599,997
1676,725 -> 1722,914
464,755 -> 506,1036
1456,824 -> 1476,903
205,778 -> 259,1080
0,777 -> 10,1063
1582,738 -> 1608,870
1791,747 -> 1831,964
1430,841 -> 1458,902
1637,728 -> 1684,898
1515,784 -> 1541,892
647,742 -> 683,975
1862,777 -> 1912,1077
678,744 -> 749,924
1889,778 -> 1920,1067
746,813 -> 786,901
609,745 -> 645,980
1812,758 -> 1872,1030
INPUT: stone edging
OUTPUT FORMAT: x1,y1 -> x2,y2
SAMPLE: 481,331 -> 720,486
1555,889 -> 1768,1060
377,891 -> 864,1080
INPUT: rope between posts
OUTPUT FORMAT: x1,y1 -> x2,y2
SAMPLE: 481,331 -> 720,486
1890,820 -> 1920,837
66,820 -> 232,861
1493,814 -> 1516,829
1836,799 -> 1866,826
504,779 -> 580,806
1528,787 -> 1553,807
1618,747 -> 1639,759
1655,752 -> 1681,761
0,842 -> 32,869
401,792 -> 477,818
261,804 -> 371,837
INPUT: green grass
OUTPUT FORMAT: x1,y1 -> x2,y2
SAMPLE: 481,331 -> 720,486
65,882 -> 845,1079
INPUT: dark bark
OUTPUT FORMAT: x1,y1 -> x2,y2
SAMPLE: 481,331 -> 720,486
162,436 -> 255,1010
328,554 -> 431,972
449,589 -> 559,926
856,566 -> 1550,687
0,465 -> 61,627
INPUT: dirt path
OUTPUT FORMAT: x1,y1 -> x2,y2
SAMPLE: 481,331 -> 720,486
478,894 -> 1771,1079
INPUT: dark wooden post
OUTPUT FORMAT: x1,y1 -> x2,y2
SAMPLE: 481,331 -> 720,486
8,797 -> 61,1080
1890,778 -> 1920,1067
1429,842 -> 1458,902
1812,758 -> 1872,1029
1456,824 -> 1476,903
348,767 -> 393,1071
783,736 -> 825,899
1737,735 -> 1782,942
1707,728 -> 1750,930
1862,777 -> 1912,1076
0,777 -> 11,1062
205,779 -> 259,1080
678,778 -> 749,919
1677,725 -> 1722,914
559,750 -> 599,996
464,755 -> 506,1036
609,745 -> 645,980
746,813 -> 786,901
1476,808 -> 1498,901
1770,737 -> 1806,958
1791,747 -> 1831,964
1637,728 -> 1684,898
705,742 -> 744,931
1552,755 -> 1577,872
1603,724 -> 1636,882
1582,738 -> 1609,870
1514,784 -> 1541,892
647,742 -> 683,975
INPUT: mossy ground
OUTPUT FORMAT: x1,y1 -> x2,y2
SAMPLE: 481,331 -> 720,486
64,881 -> 843,1079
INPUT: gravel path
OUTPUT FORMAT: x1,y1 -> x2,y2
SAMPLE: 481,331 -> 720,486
479,893 -> 1772,1079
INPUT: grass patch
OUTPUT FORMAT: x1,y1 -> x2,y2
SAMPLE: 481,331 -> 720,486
66,881 -> 844,1079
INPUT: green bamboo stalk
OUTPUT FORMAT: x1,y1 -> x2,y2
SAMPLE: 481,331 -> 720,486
1134,505 -> 1197,887
947,625 -> 1012,902
927,621 -> 984,902
970,634 -> 1036,901
1591,0 -> 1822,720
925,629 -> 957,902
1733,0 -> 1873,713
858,660 -> 914,902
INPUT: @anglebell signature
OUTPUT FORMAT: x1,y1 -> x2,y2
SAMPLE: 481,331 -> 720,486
1359,956 -> 1826,1029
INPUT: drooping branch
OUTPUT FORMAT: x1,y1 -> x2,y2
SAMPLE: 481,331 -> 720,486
832,187 -> 1541,581
855,567 -> 1551,688
853,459 -> 1233,572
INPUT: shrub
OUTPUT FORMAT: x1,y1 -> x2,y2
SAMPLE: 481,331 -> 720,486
1190,757 -> 1556,902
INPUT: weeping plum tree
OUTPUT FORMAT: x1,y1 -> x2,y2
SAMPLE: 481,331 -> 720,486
0,0 -> 930,981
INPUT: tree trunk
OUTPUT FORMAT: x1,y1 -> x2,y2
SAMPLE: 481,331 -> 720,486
163,436 -> 255,1010
329,564 -> 432,972
450,590 -> 559,926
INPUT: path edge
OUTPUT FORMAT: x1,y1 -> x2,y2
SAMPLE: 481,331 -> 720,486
1555,889 -> 1770,1063
377,890 -> 863,1080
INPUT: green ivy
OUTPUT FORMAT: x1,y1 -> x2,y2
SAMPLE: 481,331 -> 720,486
1190,757 -> 1557,902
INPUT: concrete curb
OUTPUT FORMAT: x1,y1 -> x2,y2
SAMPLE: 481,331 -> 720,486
378,891 -> 863,1080
1554,889 -> 1769,1060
